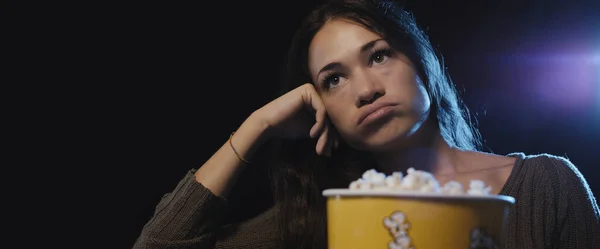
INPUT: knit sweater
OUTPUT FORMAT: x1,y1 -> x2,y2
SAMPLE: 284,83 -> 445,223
132,153 -> 600,248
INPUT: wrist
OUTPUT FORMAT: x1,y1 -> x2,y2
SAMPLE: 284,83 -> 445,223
244,111 -> 271,143
231,112 -> 270,160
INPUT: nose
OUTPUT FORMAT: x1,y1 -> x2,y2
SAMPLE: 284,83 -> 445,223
355,70 -> 385,107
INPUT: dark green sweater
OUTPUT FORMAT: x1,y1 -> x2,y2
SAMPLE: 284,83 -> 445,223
132,153 -> 600,248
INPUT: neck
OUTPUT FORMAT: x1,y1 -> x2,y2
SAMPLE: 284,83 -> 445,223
374,135 -> 459,176
371,120 -> 461,177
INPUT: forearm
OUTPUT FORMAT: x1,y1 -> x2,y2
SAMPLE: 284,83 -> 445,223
133,170 -> 229,248
194,112 -> 269,197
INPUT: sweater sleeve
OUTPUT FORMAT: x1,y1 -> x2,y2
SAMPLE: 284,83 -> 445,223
132,169 -> 279,249
547,155 -> 600,248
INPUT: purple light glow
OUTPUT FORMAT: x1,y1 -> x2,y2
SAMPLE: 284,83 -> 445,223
499,41 -> 599,114
528,53 -> 597,111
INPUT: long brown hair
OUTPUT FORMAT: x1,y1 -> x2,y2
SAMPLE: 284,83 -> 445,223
270,0 -> 482,248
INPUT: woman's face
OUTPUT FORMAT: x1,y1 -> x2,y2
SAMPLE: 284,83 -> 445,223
308,18 -> 432,152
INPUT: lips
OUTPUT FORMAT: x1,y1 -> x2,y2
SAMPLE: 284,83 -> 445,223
357,102 -> 397,126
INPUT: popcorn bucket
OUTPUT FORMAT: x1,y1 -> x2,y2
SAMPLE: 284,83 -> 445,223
323,189 -> 515,249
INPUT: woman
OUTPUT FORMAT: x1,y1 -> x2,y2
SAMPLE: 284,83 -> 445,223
132,0 -> 599,248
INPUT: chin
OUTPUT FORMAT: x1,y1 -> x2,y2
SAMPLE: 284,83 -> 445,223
346,114 -> 432,152
346,123 -> 417,152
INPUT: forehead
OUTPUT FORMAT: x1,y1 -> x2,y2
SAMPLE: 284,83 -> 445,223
308,19 -> 382,76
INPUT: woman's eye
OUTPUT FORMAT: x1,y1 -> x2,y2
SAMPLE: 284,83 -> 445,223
327,75 -> 340,87
370,49 -> 393,65
320,74 -> 343,90
373,54 -> 386,63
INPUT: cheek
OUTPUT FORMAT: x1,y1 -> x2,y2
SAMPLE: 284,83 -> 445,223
387,68 -> 430,109
413,77 -> 431,113
323,98 -> 352,129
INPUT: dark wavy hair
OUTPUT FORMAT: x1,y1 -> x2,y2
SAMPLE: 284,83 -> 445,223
269,0 -> 482,248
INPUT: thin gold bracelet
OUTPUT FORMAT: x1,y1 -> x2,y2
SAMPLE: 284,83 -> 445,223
229,132 -> 251,164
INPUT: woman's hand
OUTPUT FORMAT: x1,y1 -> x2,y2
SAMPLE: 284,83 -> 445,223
252,83 -> 333,156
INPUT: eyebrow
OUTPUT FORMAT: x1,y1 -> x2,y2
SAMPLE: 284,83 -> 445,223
316,38 -> 384,77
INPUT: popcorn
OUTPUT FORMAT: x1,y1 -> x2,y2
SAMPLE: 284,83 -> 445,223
398,168 -> 440,193
385,172 -> 403,189
349,168 -> 492,196
466,180 -> 492,196
349,179 -> 363,190
350,169 -> 389,190
441,180 -> 464,195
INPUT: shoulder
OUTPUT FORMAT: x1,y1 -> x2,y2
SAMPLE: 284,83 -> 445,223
512,152 -> 585,182
508,152 -> 597,206
512,153 -> 600,236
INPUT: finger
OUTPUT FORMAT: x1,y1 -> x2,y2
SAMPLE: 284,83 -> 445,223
310,114 -> 329,138
310,123 -> 320,138
316,125 -> 329,155
302,83 -> 327,138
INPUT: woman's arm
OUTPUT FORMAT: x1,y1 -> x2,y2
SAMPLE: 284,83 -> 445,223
551,156 -> 600,248
194,113 -> 269,197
